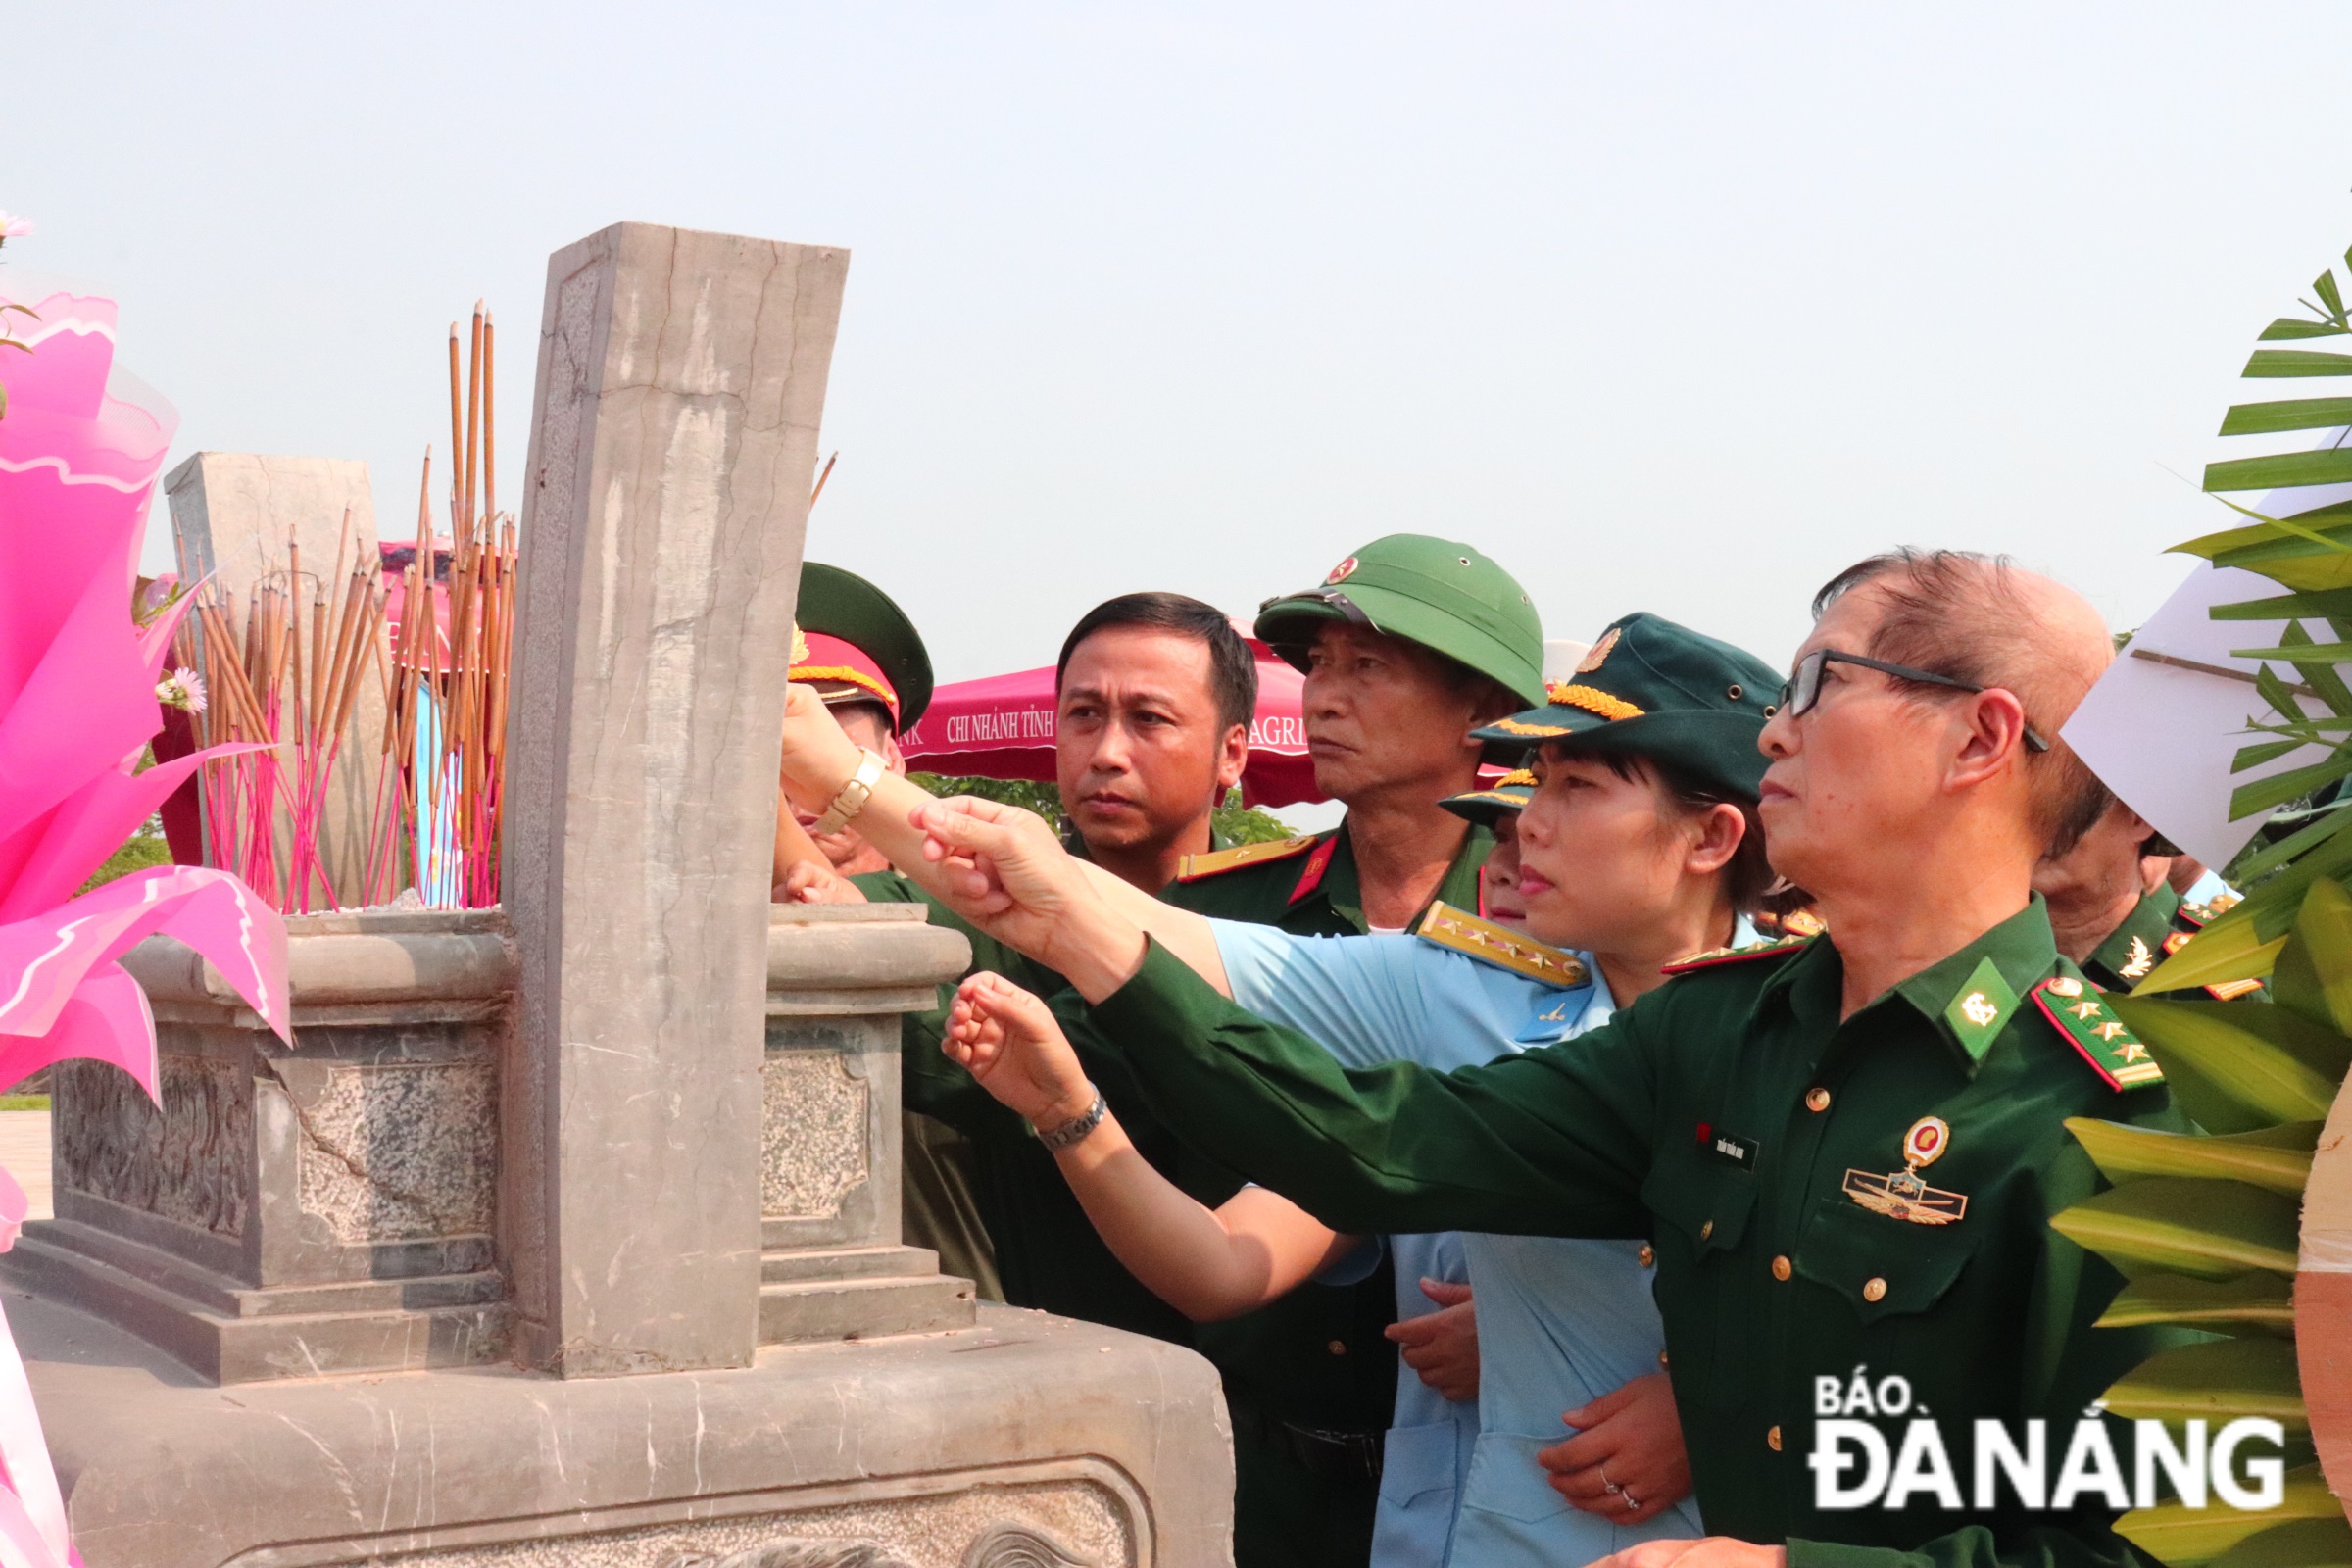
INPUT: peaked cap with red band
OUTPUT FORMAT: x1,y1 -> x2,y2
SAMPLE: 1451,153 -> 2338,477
792,563 -> 933,733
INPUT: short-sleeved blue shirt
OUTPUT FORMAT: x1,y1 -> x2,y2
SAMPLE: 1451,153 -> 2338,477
1214,919 -> 1708,1568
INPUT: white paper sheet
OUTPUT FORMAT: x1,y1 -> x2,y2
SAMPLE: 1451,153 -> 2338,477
2061,562 -> 2328,871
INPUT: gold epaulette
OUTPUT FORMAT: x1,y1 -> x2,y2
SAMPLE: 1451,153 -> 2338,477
1176,834 -> 1320,883
1660,935 -> 1813,975
1414,903 -> 1590,988
2032,973 -> 2164,1091
2175,889 -> 2242,930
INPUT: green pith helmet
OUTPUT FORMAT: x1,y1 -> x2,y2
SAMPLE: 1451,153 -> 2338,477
1440,769 -> 1535,828
1254,534 -> 1546,707
794,563 -> 935,732
1473,612 -> 1780,801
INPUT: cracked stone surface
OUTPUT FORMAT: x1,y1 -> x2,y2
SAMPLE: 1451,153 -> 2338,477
294,1063 -> 496,1242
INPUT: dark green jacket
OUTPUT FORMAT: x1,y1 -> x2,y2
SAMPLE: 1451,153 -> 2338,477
1081,899 -> 2189,1568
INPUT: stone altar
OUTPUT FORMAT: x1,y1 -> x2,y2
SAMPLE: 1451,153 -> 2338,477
1,221 -> 1233,1566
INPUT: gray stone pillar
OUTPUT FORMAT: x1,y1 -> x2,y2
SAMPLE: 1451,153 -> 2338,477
500,222 -> 850,1375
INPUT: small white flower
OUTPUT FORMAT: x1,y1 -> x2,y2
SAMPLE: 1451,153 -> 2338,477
0,213 -> 33,241
156,666 -> 207,714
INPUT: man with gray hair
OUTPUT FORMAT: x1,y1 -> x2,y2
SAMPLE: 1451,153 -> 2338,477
768,548 -> 2206,1568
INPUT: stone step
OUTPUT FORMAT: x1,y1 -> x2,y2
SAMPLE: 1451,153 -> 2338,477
26,1217 -> 502,1318
0,1232 -> 510,1383
760,1244 -> 940,1285
759,1272 -> 975,1345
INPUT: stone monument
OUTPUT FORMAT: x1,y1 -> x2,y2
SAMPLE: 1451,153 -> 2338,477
163,453 -> 390,899
1,222 -> 1233,1567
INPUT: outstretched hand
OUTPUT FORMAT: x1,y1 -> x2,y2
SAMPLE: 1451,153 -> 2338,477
778,682 -> 865,808
909,798 -> 1136,987
944,971 -> 1098,1130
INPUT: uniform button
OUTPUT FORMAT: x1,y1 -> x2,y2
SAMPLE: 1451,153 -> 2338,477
1768,1425 -> 1783,1452
1657,1349 -> 1670,1368
1326,1339 -> 1348,1356
1772,1254 -> 1792,1281
1863,1277 -> 1887,1302
1698,1220 -> 1714,1242
1638,1245 -> 1655,1268
1806,1087 -> 1831,1113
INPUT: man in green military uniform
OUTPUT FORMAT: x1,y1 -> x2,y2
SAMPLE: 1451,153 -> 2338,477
838,549 -> 2206,1568
2034,793 -> 2261,998
1156,535 -> 1548,1561
1165,533 -> 1546,936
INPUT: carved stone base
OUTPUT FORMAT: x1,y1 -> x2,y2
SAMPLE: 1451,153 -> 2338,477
1,1217 -> 507,1383
22,1298 -> 1234,1568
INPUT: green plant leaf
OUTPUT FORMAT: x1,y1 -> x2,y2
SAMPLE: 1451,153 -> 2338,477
2260,317 -> 2352,341
2127,913 -> 2288,995
2245,350 -> 2352,378
2102,1338 -> 2307,1436
2207,451 -> 2352,494
2107,997 -> 2345,1128
2220,400 -> 2352,438
2049,1178 -> 2299,1281
2274,879 -> 2352,1034
2064,1118 -> 2319,1197
2209,1518 -> 2352,1568
2118,1463 -> 2336,1567
2095,1271 -> 2295,1337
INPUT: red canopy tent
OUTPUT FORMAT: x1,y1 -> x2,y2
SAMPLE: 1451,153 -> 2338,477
899,640 -> 1322,808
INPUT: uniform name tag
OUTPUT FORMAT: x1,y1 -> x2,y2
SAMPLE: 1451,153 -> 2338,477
1697,1123 -> 1759,1169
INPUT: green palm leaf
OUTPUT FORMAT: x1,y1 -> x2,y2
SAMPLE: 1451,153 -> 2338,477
2065,1118 -> 2319,1197
2050,1178 -> 2299,1281
2118,1464 -> 2337,1567
2102,1338 -> 2307,1438
2096,1273 -> 2295,1337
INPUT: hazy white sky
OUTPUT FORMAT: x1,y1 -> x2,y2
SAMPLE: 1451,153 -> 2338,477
13,2 -> 2352,685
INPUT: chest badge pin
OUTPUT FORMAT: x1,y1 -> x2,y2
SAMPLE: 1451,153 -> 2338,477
1842,1115 -> 1967,1226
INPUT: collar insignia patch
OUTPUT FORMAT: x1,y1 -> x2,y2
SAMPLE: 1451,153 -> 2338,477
1415,903 -> 1590,988
1941,956 -> 2020,1061
2117,935 -> 2155,981
2032,972 -> 2165,1091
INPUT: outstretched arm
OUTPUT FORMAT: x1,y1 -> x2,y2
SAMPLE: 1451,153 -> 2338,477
776,685 -> 1229,989
946,972 -> 1353,1318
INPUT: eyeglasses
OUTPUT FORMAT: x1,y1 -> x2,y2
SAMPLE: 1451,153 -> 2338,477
1777,650 -> 2050,753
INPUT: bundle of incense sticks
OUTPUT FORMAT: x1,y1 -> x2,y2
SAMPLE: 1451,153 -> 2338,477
378,301 -> 514,909
175,302 -> 516,911
172,510 -> 394,912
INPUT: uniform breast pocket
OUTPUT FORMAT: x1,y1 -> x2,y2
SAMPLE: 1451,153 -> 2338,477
1639,1153 -> 1757,1405
1791,1193 -> 1979,1324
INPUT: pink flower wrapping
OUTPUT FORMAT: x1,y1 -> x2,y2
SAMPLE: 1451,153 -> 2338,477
0,271 -> 289,1567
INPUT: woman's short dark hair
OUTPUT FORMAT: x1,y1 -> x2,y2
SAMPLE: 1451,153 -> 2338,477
1555,746 -> 1775,913
1055,593 -> 1258,733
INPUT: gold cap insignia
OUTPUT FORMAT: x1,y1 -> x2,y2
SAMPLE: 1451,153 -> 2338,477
1576,627 -> 1621,674
1325,556 -> 1358,585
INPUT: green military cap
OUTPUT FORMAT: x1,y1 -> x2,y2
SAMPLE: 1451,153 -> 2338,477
1440,768 -> 1535,828
1254,534 -> 1546,707
794,563 -> 934,732
1474,612 -> 1780,801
